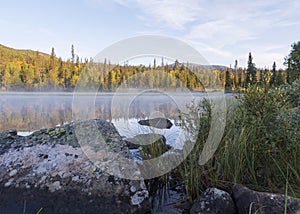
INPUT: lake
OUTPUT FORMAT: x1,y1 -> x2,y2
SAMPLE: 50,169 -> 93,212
0,91 -> 207,148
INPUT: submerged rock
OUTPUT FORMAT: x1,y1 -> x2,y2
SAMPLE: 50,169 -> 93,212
232,184 -> 300,214
126,133 -> 171,159
125,133 -> 167,149
138,118 -> 173,129
0,119 -> 150,213
190,188 -> 236,214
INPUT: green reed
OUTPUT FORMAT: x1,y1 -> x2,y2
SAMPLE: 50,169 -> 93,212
179,81 -> 300,200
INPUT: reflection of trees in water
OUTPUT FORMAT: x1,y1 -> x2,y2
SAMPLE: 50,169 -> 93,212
97,94 -> 180,121
96,97 -> 179,121
130,100 -> 179,119
0,95 -> 181,131
0,96 -> 73,131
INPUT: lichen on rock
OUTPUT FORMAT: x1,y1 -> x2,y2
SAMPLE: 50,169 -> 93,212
0,119 -> 150,213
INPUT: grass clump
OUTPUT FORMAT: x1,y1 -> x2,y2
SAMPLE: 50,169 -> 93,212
179,80 -> 300,200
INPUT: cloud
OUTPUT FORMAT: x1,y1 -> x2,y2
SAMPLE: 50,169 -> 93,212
252,52 -> 286,69
183,1 -> 300,67
187,18 -> 258,49
189,40 -> 233,57
115,0 -> 203,30
112,0 -> 299,68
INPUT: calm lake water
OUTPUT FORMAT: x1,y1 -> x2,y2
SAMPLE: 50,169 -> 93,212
0,91 -> 207,147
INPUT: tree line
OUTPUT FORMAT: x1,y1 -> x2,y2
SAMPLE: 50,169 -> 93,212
0,42 -> 299,92
224,42 -> 300,91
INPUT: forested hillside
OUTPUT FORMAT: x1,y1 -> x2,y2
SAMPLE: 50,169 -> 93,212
0,44 -> 86,91
0,43 -> 298,92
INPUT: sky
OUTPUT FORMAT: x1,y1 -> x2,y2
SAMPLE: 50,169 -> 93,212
0,0 -> 299,69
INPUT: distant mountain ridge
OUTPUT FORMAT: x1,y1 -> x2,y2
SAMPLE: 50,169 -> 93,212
167,62 -> 228,71
186,63 -> 228,70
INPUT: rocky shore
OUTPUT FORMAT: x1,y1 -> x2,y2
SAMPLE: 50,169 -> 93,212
0,119 -> 300,213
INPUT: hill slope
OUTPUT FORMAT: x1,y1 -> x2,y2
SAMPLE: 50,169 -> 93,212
0,44 -> 50,64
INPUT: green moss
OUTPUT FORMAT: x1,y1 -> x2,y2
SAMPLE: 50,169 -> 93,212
49,127 -> 66,137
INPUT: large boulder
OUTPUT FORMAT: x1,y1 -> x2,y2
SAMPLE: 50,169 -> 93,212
190,188 -> 236,214
0,119 -> 150,214
138,118 -> 173,129
232,184 -> 300,214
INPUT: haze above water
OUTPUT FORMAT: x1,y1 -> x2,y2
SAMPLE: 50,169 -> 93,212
0,92 -> 208,147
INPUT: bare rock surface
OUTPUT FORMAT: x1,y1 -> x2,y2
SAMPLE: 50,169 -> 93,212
0,119 -> 150,214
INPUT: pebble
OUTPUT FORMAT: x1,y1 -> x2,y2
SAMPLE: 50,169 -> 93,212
48,181 -> 61,192
4,179 -> 13,187
130,186 -> 136,193
131,190 -> 149,206
72,175 -> 80,182
51,172 -> 58,177
9,169 -> 18,177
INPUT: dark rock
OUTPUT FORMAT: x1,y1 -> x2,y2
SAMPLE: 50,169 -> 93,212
126,134 -> 171,159
138,118 -> 173,129
190,188 -> 236,214
141,136 -> 171,159
232,184 -> 300,214
0,119 -> 150,213
0,129 -> 23,154
125,133 -> 167,149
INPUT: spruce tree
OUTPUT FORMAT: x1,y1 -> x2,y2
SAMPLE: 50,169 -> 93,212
71,45 -> 75,63
245,52 -> 257,87
234,60 -> 238,89
276,69 -> 284,86
225,68 -> 232,92
270,62 -> 276,86
284,41 -> 300,83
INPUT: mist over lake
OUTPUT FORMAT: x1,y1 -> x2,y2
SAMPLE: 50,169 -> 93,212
0,91 -> 204,132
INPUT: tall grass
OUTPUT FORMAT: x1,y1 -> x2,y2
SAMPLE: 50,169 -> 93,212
179,80 -> 300,200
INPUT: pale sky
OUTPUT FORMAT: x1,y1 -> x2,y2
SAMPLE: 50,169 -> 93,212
0,0 -> 299,68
